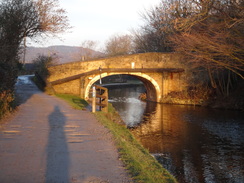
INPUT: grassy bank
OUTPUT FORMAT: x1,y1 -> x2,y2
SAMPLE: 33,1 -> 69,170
55,94 -> 88,110
56,94 -> 177,183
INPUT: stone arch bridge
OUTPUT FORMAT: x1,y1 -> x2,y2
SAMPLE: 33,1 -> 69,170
47,52 -> 186,102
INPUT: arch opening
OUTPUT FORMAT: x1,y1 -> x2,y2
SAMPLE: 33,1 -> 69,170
85,73 -> 160,102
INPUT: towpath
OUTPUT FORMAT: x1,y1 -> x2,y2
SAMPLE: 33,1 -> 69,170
0,75 -> 132,183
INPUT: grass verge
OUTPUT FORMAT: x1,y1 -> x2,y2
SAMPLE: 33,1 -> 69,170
55,94 -> 88,110
56,94 -> 177,183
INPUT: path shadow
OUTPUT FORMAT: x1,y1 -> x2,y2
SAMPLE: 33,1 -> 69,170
46,106 -> 70,183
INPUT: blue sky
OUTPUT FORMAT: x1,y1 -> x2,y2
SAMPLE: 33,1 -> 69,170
28,0 -> 160,49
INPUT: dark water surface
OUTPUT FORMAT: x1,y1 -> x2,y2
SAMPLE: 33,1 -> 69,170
107,84 -> 244,183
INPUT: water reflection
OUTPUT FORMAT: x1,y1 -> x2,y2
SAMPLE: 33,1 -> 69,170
108,85 -> 146,127
108,85 -> 244,183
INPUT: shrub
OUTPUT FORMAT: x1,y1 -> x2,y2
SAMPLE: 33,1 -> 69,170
0,90 -> 15,119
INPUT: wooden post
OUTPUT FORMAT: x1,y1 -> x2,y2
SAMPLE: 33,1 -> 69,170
92,86 -> 96,113
90,85 -> 108,113
102,88 -> 108,113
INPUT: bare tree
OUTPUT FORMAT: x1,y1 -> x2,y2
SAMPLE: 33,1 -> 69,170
105,34 -> 133,57
80,40 -> 98,60
35,0 -> 70,36
168,0 -> 244,94
0,0 -> 70,117
132,1 -> 176,53
70,40 -> 101,61
134,0 -> 243,96
0,0 -> 70,64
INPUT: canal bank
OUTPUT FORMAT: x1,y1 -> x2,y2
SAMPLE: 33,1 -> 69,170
32,72 -> 177,182
106,84 -> 244,183
53,84 -> 244,183
57,93 -> 177,183
94,104 -> 177,183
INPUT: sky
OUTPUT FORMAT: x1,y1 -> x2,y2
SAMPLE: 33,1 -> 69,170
28,0 -> 160,49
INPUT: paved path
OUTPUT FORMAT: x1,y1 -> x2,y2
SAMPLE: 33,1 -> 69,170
0,76 -> 132,183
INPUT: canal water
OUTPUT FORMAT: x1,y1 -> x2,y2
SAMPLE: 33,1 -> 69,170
106,84 -> 244,183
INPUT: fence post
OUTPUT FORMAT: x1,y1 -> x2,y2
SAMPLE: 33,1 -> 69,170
102,88 -> 108,113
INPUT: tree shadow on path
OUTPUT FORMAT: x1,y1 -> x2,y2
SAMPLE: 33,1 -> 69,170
46,106 -> 70,183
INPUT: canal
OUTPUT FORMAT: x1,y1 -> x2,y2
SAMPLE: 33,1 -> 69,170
105,83 -> 244,183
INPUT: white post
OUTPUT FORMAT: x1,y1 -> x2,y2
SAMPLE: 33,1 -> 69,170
92,86 -> 96,113
99,66 -> 102,85
131,62 -> 135,69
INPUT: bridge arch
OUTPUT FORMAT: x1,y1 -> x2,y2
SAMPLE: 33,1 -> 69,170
84,72 -> 161,102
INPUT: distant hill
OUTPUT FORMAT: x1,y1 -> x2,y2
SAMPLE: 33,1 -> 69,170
23,45 -> 104,64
